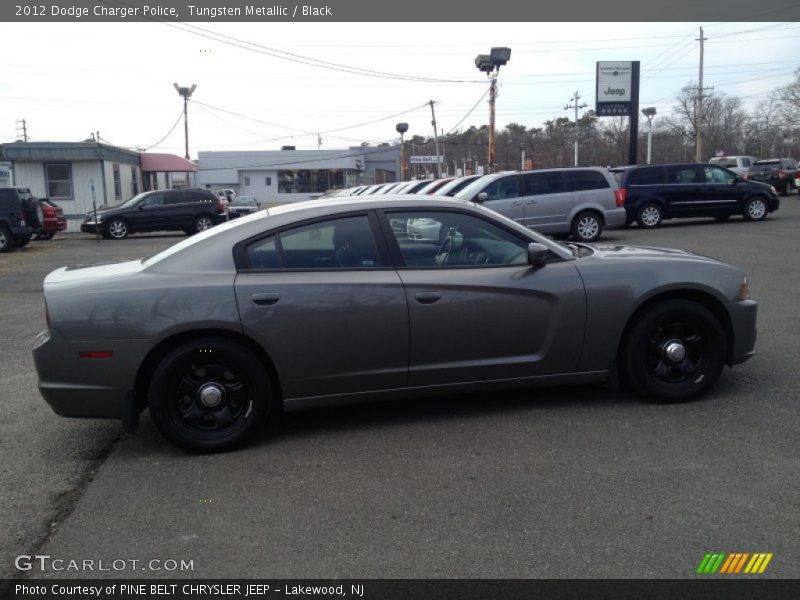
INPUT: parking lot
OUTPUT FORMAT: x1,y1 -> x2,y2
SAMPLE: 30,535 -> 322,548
1,198 -> 799,581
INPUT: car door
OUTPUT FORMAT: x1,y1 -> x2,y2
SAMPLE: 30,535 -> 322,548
663,164 -> 704,217
700,165 -> 741,215
127,191 -> 168,230
161,190 -> 195,229
476,175 -> 524,224
520,170 -> 572,232
380,208 -> 586,387
234,212 -> 409,400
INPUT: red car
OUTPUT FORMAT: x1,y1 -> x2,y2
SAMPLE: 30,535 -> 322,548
35,199 -> 67,240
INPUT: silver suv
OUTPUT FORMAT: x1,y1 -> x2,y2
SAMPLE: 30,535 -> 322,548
454,167 -> 626,242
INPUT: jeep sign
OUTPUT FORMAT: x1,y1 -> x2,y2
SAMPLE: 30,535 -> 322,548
596,61 -> 639,117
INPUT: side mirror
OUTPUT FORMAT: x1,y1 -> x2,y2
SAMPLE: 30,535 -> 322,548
527,242 -> 549,267
138,204 -> 145,210
476,192 -> 489,203
731,177 -> 740,185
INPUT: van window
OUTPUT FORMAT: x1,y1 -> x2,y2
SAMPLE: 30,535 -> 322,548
628,167 -> 663,185
666,165 -> 700,184
482,176 -> 521,201
522,171 -> 564,196
709,157 -> 737,168
566,170 -> 610,191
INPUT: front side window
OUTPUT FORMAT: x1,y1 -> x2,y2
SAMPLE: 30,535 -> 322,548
142,192 -> 166,207
45,163 -> 72,199
703,166 -> 736,183
667,165 -> 700,184
244,215 -> 379,270
388,210 -> 528,268
482,176 -> 520,201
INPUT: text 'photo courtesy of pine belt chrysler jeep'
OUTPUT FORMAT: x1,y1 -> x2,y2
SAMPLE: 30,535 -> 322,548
34,196 -> 758,453
81,189 -> 228,239
453,168 -> 626,242
611,163 -> 780,228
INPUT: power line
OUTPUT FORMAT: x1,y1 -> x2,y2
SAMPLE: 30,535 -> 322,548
142,110 -> 185,151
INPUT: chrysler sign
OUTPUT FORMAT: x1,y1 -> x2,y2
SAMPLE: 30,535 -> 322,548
596,61 -> 639,116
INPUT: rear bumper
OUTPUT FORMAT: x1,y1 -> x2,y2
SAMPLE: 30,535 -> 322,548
604,207 -> 627,228
727,299 -> 758,365
32,329 -> 145,419
42,216 -> 67,233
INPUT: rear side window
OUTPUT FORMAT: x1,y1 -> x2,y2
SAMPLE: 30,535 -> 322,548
522,171 -> 564,195
244,215 -> 380,270
754,160 -> 780,166
628,167 -> 664,185
566,170 -> 610,191
666,166 -> 700,184
741,158 -> 752,167
165,192 -> 186,205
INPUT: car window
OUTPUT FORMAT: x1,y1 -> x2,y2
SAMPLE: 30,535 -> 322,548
703,166 -> 736,183
741,158 -> 752,167
522,171 -> 565,196
710,157 -> 736,168
143,193 -> 166,207
566,170 -> 610,192
666,165 -> 700,184
482,176 -> 521,201
387,210 -> 528,268
628,167 -> 664,185
754,160 -> 780,166
244,215 -> 379,270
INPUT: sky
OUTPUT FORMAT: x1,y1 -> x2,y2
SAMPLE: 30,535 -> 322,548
1,21 -> 798,155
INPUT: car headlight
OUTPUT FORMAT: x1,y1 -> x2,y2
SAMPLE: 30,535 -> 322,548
770,186 -> 777,194
738,276 -> 749,301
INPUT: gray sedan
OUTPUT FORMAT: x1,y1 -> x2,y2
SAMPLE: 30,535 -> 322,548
33,196 -> 757,452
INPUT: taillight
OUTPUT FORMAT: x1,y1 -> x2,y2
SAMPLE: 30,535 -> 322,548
43,205 -> 55,218
45,298 -> 50,328
778,169 -> 786,179
79,351 -> 114,359
218,199 -> 226,213
614,188 -> 627,207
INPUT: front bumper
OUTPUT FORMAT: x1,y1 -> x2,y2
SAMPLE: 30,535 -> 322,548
32,329 -> 144,419
727,299 -> 758,365
768,196 -> 780,212
80,221 -> 101,234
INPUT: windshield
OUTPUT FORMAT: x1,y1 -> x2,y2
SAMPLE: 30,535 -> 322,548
435,176 -> 479,196
117,191 -> 149,209
454,175 -> 498,201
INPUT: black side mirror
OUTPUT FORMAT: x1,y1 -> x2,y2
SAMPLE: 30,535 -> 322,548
731,177 -> 740,185
527,242 -> 549,267
138,205 -> 145,210
476,192 -> 489,203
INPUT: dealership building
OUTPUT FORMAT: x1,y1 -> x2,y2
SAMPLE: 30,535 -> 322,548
197,146 -> 400,203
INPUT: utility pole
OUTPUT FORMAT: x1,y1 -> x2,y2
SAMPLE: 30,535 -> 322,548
564,91 -> 587,167
488,75 -> 497,173
520,143 -> 526,170
440,128 -> 446,177
174,83 -> 196,187
429,100 -> 440,178
16,119 -> 28,142
695,27 -> 707,163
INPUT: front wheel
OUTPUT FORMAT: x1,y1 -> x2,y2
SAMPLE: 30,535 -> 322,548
148,338 -> 272,453
636,203 -> 663,229
742,196 -> 768,221
105,218 -> 129,239
621,299 -> 726,403
0,225 -> 12,253
571,211 -> 604,242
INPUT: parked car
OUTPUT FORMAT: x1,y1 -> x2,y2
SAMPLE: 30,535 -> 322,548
454,168 -> 625,242
80,189 -> 227,240
399,180 -> 434,194
215,188 -> 237,202
417,178 -> 455,194
227,196 -> 260,219
745,158 -> 798,195
611,163 -> 780,228
34,199 -> 67,240
708,155 -> 757,177
0,187 -> 41,252
433,175 -> 482,197
34,196 -> 757,452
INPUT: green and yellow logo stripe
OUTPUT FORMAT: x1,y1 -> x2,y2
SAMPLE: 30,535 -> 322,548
697,552 -> 773,574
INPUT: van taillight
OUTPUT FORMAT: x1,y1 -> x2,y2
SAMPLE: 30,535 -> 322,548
614,188 -> 627,207
778,169 -> 787,179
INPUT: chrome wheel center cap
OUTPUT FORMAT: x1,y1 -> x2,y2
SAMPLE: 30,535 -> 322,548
198,383 -> 224,408
663,340 -> 686,362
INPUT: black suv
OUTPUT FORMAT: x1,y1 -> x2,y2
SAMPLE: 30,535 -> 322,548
746,158 -> 798,195
0,187 -> 43,252
611,163 -> 780,228
81,189 -> 227,240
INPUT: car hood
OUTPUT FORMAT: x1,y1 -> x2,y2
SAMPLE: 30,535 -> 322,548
44,260 -> 145,286
586,244 -> 723,264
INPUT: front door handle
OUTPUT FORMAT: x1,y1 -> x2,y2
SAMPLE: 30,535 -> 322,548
511,200 -> 522,206
251,292 -> 281,306
415,291 -> 442,304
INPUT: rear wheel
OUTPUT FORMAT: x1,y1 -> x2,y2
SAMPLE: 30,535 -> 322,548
105,218 -> 129,239
636,203 -> 663,228
0,225 -> 12,253
571,211 -> 604,242
621,299 -> 726,403
194,215 -> 215,233
148,338 -> 272,453
742,196 -> 767,221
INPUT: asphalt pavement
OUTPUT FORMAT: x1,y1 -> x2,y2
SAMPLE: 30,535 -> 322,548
1,199 -> 798,581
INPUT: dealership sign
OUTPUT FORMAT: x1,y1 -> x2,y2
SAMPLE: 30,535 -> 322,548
409,155 -> 443,164
596,61 -> 639,117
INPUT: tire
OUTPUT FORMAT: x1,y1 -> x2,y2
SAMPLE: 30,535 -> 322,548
636,203 -> 663,229
621,299 -> 726,403
105,218 -> 129,239
571,211 -> 604,242
742,196 -> 768,221
0,225 -> 12,253
148,337 -> 272,453
194,215 -> 215,233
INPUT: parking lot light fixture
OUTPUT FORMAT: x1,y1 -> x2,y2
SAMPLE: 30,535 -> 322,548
396,122 -> 408,182
475,48 -> 511,173
642,107 -> 657,164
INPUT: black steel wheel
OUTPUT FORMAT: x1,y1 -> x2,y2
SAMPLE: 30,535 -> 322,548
148,338 -> 272,453
622,299 -> 726,403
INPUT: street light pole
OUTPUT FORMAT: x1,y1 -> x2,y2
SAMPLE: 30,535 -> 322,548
395,122 -> 408,182
174,83 -> 196,187
488,75 -> 497,173
642,107 -> 657,165
475,47 -> 511,175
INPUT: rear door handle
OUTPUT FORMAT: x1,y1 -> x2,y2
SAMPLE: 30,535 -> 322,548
251,292 -> 281,306
415,291 -> 442,304
511,201 -> 522,206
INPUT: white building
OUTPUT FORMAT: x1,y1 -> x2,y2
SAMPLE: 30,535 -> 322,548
197,146 -> 400,204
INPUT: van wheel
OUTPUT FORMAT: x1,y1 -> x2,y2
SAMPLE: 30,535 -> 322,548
636,203 -> 663,228
571,211 -> 603,242
0,225 -> 12,253
742,196 -> 767,221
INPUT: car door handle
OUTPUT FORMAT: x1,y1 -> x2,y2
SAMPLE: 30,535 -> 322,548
414,292 -> 442,304
511,201 -> 522,206
251,292 -> 281,306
